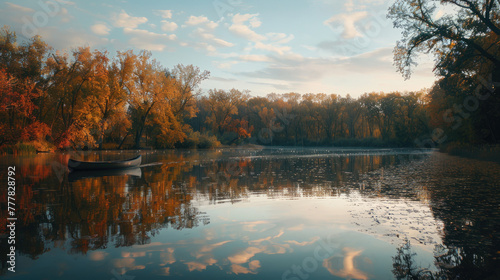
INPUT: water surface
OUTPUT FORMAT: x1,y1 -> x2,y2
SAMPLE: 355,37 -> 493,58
1,147 -> 499,279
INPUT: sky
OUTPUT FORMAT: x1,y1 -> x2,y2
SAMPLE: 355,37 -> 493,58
0,0 -> 437,97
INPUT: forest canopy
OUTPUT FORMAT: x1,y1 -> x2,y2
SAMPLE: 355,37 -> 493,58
1,0 -> 499,152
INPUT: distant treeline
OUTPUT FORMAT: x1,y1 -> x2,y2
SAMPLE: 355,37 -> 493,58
1,5 -> 499,152
190,90 -> 430,147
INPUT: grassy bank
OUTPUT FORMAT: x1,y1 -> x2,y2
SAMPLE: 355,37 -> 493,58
0,141 -> 55,155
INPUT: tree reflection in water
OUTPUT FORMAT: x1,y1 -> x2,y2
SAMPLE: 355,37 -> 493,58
1,150 -> 499,278
392,153 -> 500,280
0,153 -> 209,267
393,240 -> 499,280
0,150 -> 405,266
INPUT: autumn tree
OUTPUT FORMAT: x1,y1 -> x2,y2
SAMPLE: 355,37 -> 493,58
44,47 -> 112,148
205,88 -> 249,138
121,50 -> 184,148
388,0 -> 500,79
359,93 -> 382,138
0,27 -> 50,146
89,52 -> 131,149
319,94 -> 341,143
389,0 -> 500,144
170,64 -> 210,121
0,69 -> 49,144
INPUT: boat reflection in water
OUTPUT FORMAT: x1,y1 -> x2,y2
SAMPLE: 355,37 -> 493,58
68,167 -> 142,182
0,148 -> 499,279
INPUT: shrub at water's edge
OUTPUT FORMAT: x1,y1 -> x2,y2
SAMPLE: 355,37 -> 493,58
0,140 -> 55,155
176,131 -> 221,149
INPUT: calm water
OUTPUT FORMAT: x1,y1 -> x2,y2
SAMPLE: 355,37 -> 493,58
1,148 -> 499,279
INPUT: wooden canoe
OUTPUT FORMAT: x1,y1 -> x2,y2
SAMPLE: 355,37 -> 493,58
68,155 -> 142,171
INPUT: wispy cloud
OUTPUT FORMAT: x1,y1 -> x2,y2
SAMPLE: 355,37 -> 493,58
91,23 -> 111,35
113,10 -> 148,29
239,54 -> 271,62
323,247 -> 369,280
161,20 -> 178,32
5,2 -> 34,13
180,15 -> 233,55
254,42 -> 291,55
324,11 -> 368,39
155,9 -> 172,19
184,15 -> 218,30
266,33 -> 295,44
123,28 -> 176,51
229,13 -> 266,42
194,29 -> 233,47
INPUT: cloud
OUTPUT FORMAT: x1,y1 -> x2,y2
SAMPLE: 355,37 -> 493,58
249,81 -> 295,91
0,2 -> 35,33
239,54 -> 271,62
185,258 -> 217,272
160,248 -> 175,265
91,23 -> 111,35
229,13 -> 266,42
159,267 -> 170,276
249,260 -> 261,271
5,2 -> 34,13
57,0 -> 76,5
213,60 -> 238,69
196,29 -> 233,47
185,15 -> 218,30
181,16 -> 233,54
89,251 -> 108,261
232,13 -> 261,27
36,26 -> 108,50
236,46 -> 435,94
285,237 -> 320,246
345,0 -> 355,12
249,229 -> 285,244
237,56 -> 328,82
227,14 -> 294,56
210,76 -> 238,82
123,28 -> 176,51
241,221 -> 269,232
324,11 -> 368,39
58,7 -> 72,23
228,247 -> 263,264
240,48 -> 391,83
231,261 -> 261,275
323,248 -> 369,280
198,240 -> 233,254
229,24 -> 266,41
121,251 -> 146,258
254,42 -> 291,55
155,9 -> 172,19
287,224 -> 305,231
161,20 -> 178,32
266,33 -> 295,44
189,42 -> 217,53
113,10 -> 148,29
111,257 -> 145,271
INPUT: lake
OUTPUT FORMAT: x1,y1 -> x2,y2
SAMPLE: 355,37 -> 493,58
1,147 -> 499,279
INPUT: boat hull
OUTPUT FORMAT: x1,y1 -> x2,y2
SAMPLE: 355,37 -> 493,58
68,155 -> 142,171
